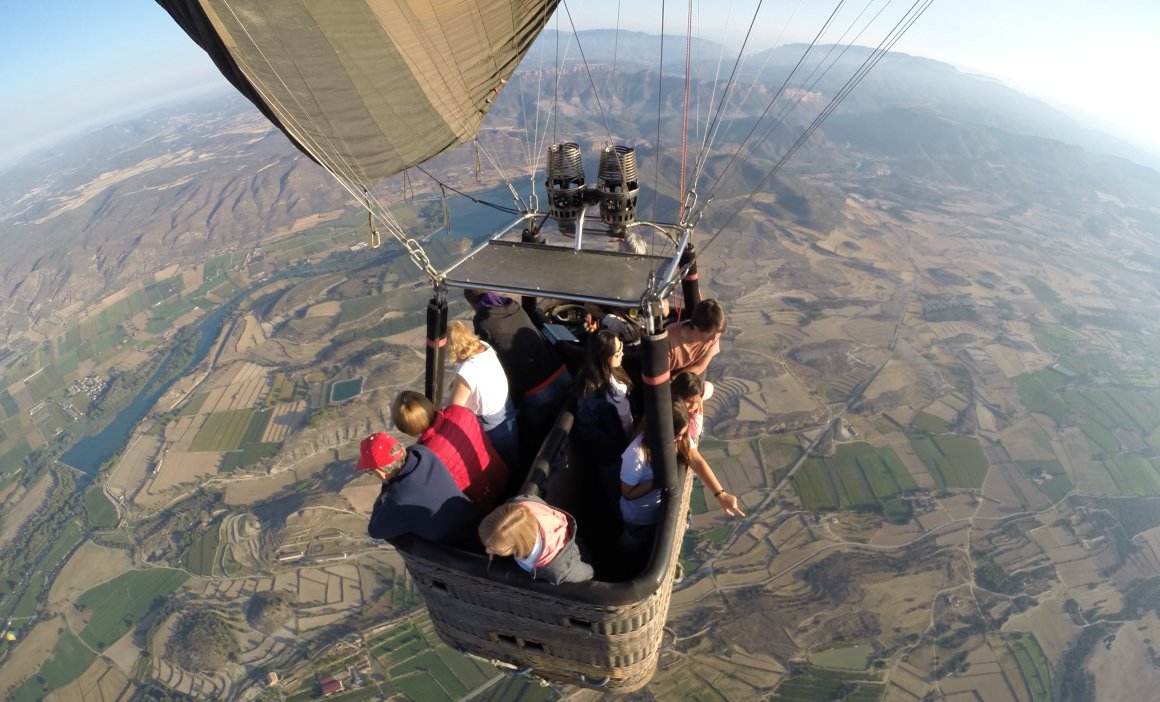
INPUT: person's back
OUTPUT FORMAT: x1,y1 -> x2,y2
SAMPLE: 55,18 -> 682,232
478,495 -> 593,584
357,433 -> 480,545
393,391 -> 509,510
467,291 -> 566,398
667,299 -> 726,376
422,404 -> 508,511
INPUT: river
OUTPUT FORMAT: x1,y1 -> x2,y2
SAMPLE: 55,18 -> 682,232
59,302 -> 232,476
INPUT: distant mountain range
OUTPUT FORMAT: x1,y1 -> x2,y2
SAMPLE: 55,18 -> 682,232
0,30 -> 1157,338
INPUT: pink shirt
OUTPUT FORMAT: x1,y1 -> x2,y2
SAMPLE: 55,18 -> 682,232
520,499 -> 570,569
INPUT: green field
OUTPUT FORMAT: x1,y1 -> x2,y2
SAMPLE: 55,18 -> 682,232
189,409 -> 258,451
6,522 -> 84,619
269,373 -> 298,403
338,293 -> 390,323
84,485 -> 119,529
1015,460 -> 1074,502
1008,633 -> 1051,702
772,666 -> 883,701
76,568 -> 188,650
182,524 -> 222,576
0,390 -> 19,419
1104,456 -> 1160,496
179,392 -> 209,416
809,643 -> 874,671
7,630 -> 95,702
910,411 -> 952,434
793,443 -> 917,512
1081,421 -> 1119,457
909,433 -> 989,488
219,442 -> 281,472
1015,370 -> 1069,426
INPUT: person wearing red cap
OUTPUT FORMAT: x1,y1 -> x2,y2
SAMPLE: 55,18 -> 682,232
357,432 -> 480,545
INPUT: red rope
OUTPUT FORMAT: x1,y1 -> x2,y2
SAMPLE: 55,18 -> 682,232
678,0 -> 694,221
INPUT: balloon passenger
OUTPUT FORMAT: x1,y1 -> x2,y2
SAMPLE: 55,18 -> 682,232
392,390 -> 508,513
464,289 -> 572,449
478,496 -> 594,584
619,402 -> 692,552
670,373 -> 745,518
574,330 -> 635,466
447,320 -> 520,471
666,298 -> 726,377
358,432 -> 480,546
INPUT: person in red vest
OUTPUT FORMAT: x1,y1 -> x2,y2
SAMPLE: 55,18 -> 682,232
478,496 -> 593,584
392,390 -> 509,513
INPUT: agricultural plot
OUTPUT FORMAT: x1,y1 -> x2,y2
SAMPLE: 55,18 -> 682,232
1007,633 -> 1051,702
7,630 -> 95,702
809,643 -> 874,671
179,392 -> 208,416
793,443 -> 917,512
1081,421 -> 1119,456
360,615 -> 506,701
1014,371 -> 1068,426
909,433 -> 989,488
1015,460 -> 1074,503
25,365 -> 66,404
219,442 -> 280,472
268,372 -> 299,403
1103,456 -> 1160,496
910,410 -> 952,434
182,524 -> 222,576
189,409 -> 263,451
338,293 -> 390,324
84,484 -> 119,528
0,390 -> 19,419
76,568 -> 188,650
144,298 -> 196,334
772,666 -> 883,701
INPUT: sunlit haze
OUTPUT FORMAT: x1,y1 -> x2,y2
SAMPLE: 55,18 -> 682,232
1,0 -> 1157,168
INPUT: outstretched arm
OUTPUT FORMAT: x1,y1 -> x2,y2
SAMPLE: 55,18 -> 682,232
687,445 -> 744,517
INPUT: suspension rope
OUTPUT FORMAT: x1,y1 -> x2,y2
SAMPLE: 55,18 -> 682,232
699,0 -> 936,256
678,0 -> 694,222
559,0 -> 616,148
689,0 -> 849,226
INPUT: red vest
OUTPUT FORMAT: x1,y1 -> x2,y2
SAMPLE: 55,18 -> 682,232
420,404 -> 508,512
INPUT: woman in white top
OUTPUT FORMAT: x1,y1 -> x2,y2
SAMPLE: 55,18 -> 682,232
447,320 -> 520,470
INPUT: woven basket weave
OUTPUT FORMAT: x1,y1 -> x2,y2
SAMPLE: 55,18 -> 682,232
399,467 -> 692,692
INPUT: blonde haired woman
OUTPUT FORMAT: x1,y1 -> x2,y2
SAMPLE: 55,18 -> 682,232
478,496 -> 593,584
447,320 -> 520,471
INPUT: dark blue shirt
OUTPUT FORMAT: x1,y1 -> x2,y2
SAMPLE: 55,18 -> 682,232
367,444 -> 480,544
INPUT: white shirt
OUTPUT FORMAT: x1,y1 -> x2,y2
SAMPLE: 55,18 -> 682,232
515,532 -> 544,573
619,434 -> 661,525
456,342 -> 510,418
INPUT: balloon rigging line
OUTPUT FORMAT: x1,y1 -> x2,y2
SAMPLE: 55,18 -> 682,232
699,0 -> 936,256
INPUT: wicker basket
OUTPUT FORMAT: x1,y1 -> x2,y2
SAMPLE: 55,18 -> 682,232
395,402 -> 693,692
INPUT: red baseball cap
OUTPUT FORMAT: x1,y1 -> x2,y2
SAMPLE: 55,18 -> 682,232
355,433 -> 404,471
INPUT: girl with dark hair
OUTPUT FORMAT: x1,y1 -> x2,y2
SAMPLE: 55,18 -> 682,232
618,402 -> 692,554
669,373 -> 744,517
573,330 -> 636,467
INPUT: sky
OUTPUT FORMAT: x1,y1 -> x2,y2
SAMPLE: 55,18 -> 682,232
1,0 -> 1158,168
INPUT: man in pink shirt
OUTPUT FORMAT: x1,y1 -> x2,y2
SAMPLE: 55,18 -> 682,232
392,390 -> 508,513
